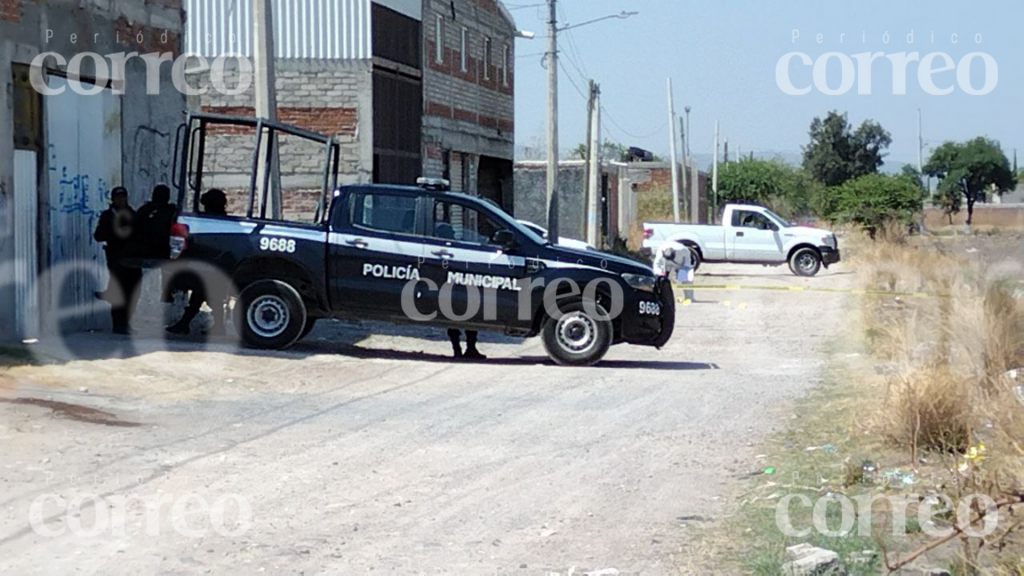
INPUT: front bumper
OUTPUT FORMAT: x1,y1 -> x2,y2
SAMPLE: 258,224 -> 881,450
821,246 -> 841,266
621,278 -> 676,348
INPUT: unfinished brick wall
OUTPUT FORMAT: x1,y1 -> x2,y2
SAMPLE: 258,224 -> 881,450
218,188 -> 325,223
187,58 -> 372,196
421,0 -> 515,180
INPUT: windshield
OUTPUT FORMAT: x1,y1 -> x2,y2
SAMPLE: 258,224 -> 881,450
462,196 -> 548,245
762,208 -> 791,228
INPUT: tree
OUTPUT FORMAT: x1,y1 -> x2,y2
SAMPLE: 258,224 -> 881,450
830,173 -> 925,237
802,111 -> 893,187
923,138 -> 1017,226
716,158 -> 823,218
572,140 -> 631,163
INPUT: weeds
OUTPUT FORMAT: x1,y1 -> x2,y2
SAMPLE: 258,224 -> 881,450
854,235 -> 1024,572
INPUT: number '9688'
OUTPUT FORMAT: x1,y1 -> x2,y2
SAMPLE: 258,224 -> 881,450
260,237 -> 297,254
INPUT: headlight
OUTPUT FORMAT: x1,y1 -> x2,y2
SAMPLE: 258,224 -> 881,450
622,273 -> 657,293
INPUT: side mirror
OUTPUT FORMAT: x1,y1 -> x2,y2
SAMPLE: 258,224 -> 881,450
492,229 -> 518,252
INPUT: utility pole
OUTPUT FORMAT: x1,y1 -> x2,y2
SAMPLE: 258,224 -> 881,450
666,78 -> 681,223
254,0 -> 281,218
917,108 -> 924,176
679,116 -> 688,219
712,120 -> 719,223
545,0 -> 560,244
724,137 -> 729,163
586,81 -> 601,246
685,106 -> 698,222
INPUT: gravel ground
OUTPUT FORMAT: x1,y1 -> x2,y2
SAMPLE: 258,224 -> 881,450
0,262 -> 853,575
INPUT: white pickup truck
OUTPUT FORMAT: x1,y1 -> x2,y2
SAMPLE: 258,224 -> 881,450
642,204 -> 840,277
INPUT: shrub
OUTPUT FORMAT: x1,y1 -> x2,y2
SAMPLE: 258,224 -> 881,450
825,173 -> 926,237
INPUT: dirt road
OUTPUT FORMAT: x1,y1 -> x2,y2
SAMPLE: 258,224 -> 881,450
0,263 -> 851,574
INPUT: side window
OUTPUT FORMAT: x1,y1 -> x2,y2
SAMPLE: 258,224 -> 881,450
352,193 -> 418,235
430,201 -> 502,246
732,210 -> 771,230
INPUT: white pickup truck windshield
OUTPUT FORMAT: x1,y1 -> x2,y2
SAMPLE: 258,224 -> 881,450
761,208 -> 791,228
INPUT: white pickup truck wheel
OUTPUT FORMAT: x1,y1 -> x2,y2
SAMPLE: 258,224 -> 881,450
789,248 -> 822,277
686,245 -> 702,272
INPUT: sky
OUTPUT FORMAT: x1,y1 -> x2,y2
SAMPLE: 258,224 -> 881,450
510,0 -> 1024,169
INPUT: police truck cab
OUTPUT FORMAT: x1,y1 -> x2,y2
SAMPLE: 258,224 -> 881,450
168,114 -> 675,366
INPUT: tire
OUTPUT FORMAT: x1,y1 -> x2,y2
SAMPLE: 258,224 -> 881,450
299,318 -> 319,341
236,280 -> 307,350
541,300 -> 614,367
686,245 -> 702,272
789,247 -> 822,277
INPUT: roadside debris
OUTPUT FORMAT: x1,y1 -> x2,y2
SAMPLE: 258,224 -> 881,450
781,543 -> 840,576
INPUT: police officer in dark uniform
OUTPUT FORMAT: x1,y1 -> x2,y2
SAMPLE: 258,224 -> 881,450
166,189 -> 229,336
135,184 -> 177,259
94,186 -> 141,335
448,329 -> 486,360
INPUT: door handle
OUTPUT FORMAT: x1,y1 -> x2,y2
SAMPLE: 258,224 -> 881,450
346,238 -> 368,249
736,231 -> 745,237
432,249 -> 454,258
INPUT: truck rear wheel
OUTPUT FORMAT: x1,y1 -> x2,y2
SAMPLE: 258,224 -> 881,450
237,280 -> 307,350
789,248 -> 822,277
686,245 -> 702,272
541,300 -> 613,367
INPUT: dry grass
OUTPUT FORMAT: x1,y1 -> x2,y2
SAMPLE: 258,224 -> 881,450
636,188 -> 676,224
854,233 -> 1024,571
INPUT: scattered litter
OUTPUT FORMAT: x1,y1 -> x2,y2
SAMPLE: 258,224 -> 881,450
21,339 -> 38,345
965,248 -> 979,254
882,469 -> 915,486
862,461 -> 877,473
1015,385 -> 1024,406
78,387 -> 89,394
763,466 -> 776,475
805,444 -> 838,454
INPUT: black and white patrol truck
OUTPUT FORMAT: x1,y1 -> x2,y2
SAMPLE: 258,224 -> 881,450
167,114 -> 675,366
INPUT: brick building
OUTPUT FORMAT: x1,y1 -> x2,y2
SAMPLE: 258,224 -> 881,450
0,0 -> 186,339
185,0 -> 516,218
421,0 -> 516,210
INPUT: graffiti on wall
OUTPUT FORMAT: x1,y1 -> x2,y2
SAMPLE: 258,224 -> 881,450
48,144 -> 109,264
126,125 -> 173,197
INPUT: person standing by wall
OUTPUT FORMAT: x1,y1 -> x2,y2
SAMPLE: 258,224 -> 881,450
93,187 -> 141,335
135,184 -> 177,259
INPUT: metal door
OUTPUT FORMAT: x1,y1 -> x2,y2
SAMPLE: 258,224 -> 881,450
13,150 -> 39,339
45,76 -> 122,333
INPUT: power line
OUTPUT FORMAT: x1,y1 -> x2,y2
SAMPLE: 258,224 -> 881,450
601,106 -> 666,141
558,60 -> 588,101
557,3 -> 590,81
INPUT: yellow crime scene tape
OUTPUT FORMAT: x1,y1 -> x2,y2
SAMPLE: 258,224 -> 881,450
670,282 -> 943,305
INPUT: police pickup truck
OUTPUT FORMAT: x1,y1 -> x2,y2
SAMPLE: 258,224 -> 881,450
168,114 -> 675,366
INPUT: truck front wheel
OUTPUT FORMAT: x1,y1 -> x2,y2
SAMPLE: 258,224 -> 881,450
541,301 -> 614,367
789,248 -> 822,277
237,280 -> 308,350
